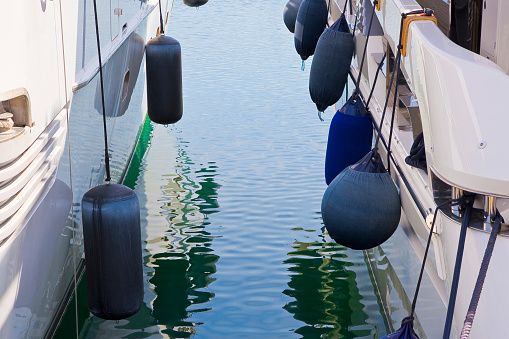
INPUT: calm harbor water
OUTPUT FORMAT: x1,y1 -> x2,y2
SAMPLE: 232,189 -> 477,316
56,0 -> 389,337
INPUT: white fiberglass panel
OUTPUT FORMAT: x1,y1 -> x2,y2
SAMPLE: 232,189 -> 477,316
441,218 -> 509,338
0,1 -> 78,154
408,22 -> 509,197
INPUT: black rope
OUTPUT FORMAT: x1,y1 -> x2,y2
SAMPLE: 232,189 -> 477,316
410,197 -> 467,319
366,53 -> 386,107
353,1 -> 377,94
386,53 -> 401,171
92,0 -> 111,182
326,0 -> 332,28
384,10 -> 412,172
459,215 -> 503,338
342,0 -> 349,15
345,77 -> 349,99
158,0 -> 165,35
373,9 -> 429,169
442,195 -> 476,339
373,49 -> 399,151
405,132 -> 427,172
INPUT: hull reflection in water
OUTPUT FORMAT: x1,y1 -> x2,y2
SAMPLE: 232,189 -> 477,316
284,239 -> 387,338
365,224 -> 447,339
58,124 -> 221,338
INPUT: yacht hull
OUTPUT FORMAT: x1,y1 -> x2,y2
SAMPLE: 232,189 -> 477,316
328,0 -> 509,337
0,2 -> 162,337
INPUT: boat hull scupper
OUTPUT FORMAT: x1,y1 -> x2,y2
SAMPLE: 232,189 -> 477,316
329,0 -> 509,337
0,0 -> 164,337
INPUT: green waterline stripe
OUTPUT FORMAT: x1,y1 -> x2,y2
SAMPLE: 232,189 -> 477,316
122,114 -> 155,189
53,115 -> 155,338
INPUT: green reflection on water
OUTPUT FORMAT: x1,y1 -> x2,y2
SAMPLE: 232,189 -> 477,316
123,115 -> 155,189
284,241 -> 372,338
55,119 -> 222,338
148,155 -> 220,338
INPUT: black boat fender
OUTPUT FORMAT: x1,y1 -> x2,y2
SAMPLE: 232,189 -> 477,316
146,35 -> 183,125
82,184 -> 144,320
283,0 -> 304,33
294,0 -> 328,61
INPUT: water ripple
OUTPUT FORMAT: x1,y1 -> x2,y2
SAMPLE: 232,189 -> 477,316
56,0 -> 389,338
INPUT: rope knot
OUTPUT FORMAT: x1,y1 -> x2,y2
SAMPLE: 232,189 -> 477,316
401,316 -> 414,326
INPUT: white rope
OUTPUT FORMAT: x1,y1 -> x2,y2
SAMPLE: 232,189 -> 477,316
0,118 -> 14,130
57,1 -> 79,337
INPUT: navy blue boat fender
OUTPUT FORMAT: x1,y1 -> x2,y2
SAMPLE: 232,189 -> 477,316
294,0 -> 328,61
321,2 -> 408,250
309,13 -> 354,114
321,150 -> 401,250
82,184 -> 143,320
183,0 -> 208,7
324,93 -> 372,185
323,0 -> 385,184
283,0 -> 304,33
84,0 -> 144,320
146,34 -> 183,124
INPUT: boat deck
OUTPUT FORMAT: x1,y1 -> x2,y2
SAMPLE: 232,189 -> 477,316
415,0 -> 449,35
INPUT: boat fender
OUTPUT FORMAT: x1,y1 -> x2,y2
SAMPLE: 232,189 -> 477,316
324,94 -> 372,185
283,0 -> 304,33
82,184 -> 143,320
321,150 -> 401,250
146,35 -> 183,125
309,15 -> 354,113
294,0 -> 328,61
183,0 -> 208,7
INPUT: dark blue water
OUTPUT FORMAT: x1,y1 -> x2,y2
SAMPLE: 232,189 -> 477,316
56,0 -> 388,337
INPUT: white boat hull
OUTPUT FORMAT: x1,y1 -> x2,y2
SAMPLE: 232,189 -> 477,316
0,0 -> 164,336
328,0 -> 509,337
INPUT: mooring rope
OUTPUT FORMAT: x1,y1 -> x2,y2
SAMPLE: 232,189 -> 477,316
410,197 -> 467,319
459,215 -> 502,338
365,53 -> 385,108
373,48 -> 399,152
92,0 -> 112,182
326,0 -> 332,28
353,0 -> 377,95
158,0 -> 165,35
442,195 -> 475,339
372,9 -> 430,172
57,1 -> 79,337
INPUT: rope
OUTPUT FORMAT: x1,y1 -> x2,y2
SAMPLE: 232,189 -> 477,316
326,0 -> 331,28
386,52 -> 401,171
459,215 -> 502,338
373,49 -> 399,151
0,118 -> 14,130
372,9 -> 428,166
442,195 -> 475,339
410,197 -> 466,319
345,75 -> 349,99
405,132 -> 427,172
92,0 -> 112,182
57,0 -> 79,337
353,0 -> 377,94
158,0 -> 165,35
342,0 -> 349,16
365,53 -> 385,107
